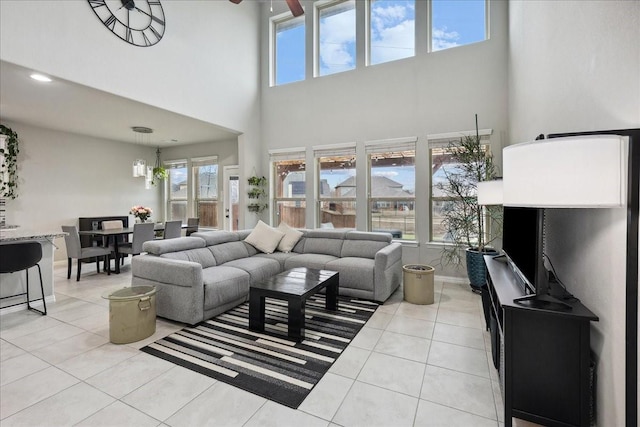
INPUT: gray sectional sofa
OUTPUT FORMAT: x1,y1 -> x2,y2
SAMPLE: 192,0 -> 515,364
131,229 -> 402,325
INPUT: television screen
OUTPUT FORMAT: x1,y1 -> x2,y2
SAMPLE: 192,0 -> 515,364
502,207 -> 540,293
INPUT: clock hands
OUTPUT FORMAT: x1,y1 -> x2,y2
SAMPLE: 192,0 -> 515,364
134,6 -> 165,25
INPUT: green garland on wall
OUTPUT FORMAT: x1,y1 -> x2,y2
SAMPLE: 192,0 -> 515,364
0,125 -> 19,199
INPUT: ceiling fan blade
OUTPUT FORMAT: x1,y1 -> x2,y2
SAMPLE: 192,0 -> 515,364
229,0 -> 243,4
285,0 -> 304,17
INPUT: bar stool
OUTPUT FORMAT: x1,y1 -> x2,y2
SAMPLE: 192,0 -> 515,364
0,241 -> 47,315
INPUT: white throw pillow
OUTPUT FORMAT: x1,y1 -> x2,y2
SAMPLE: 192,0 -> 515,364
245,220 -> 285,254
277,222 -> 304,253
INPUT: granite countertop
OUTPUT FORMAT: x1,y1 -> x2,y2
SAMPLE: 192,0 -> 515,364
0,227 -> 67,242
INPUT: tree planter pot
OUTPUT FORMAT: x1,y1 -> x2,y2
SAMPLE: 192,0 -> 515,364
466,247 -> 498,291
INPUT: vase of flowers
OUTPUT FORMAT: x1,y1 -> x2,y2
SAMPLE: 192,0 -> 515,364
130,205 -> 152,223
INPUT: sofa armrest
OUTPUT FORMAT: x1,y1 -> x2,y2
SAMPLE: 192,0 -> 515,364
132,255 -> 203,288
375,242 -> 402,270
373,242 -> 403,302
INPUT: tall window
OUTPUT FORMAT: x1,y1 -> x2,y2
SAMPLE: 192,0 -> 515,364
272,14 -> 305,86
368,0 -> 415,66
316,0 -> 356,76
430,133 -> 491,242
431,0 -> 487,52
192,157 -> 219,229
271,150 -> 306,228
165,160 -> 188,222
366,138 -> 416,240
315,145 -> 357,228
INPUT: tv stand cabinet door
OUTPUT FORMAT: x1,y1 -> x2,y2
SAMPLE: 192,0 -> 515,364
505,308 -> 592,427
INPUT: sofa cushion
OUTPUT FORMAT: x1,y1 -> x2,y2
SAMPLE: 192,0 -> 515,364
209,241 -> 250,265
223,257 -> 281,285
191,231 -> 239,246
253,252 -> 301,270
276,222 -> 303,253
202,266 -> 250,311
301,237 -> 344,257
341,238 -> 389,259
245,220 -> 285,254
284,253 -> 338,270
326,257 -> 376,291
160,248 -> 217,268
143,237 -> 205,255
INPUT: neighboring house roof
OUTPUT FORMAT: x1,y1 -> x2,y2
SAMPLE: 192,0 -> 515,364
336,175 -> 412,198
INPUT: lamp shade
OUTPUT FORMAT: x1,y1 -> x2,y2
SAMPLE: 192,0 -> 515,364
503,135 -> 627,208
477,179 -> 503,205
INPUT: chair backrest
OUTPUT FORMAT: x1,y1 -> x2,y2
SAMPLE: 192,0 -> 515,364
163,220 -> 183,239
102,220 -> 123,230
131,222 -> 156,253
0,241 -> 42,274
61,225 -> 82,258
186,217 -> 199,236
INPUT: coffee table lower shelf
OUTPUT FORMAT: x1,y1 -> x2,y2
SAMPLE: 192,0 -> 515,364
248,267 -> 339,342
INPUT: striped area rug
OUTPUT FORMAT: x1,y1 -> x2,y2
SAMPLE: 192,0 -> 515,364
141,295 -> 378,409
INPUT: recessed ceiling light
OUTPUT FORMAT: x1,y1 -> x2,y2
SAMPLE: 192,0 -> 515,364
30,73 -> 52,82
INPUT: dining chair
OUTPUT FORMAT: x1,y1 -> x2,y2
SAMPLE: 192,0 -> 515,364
117,222 -> 155,264
186,217 -> 199,236
163,220 -> 182,239
101,220 -> 125,266
61,225 -> 112,281
0,241 -> 47,315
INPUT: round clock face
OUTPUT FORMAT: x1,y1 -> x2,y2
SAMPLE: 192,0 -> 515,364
88,0 -> 165,47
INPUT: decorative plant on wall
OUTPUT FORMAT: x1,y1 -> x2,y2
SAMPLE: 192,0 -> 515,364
0,125 -> 19,199
247,176 -> 268,213
435,115 -> 502,291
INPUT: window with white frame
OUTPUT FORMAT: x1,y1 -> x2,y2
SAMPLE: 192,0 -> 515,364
368,0 -> 415,66
271,150 -> 307,228
316,0 -> 356,77
429,130 -> 492,242
431,0 -> 487,52
315,145 -> 356,228
165,160 -> 188,222
192,156 -> 219,229
366,138 -> 416,240
271,13 -> 305,86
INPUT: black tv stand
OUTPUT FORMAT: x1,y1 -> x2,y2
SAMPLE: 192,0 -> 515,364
484,255 -> 598,427
514,293 -> 573,310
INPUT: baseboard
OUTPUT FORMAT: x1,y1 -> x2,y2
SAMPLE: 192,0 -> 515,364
435,275 -> 468,285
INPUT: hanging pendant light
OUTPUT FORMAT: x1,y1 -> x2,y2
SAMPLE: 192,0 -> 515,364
133,159 -> 146,177
131,126 -> 153,179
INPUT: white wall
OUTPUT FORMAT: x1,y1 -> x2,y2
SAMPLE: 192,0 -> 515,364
3,121 -> 160,261
508,1 -> 640,424
259,0 -> 509,276
0,0 -> 260,134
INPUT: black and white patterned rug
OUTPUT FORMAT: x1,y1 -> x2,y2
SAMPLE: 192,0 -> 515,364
141,295 -> 378,409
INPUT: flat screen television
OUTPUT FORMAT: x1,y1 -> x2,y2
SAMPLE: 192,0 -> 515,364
501,206 -> 571,309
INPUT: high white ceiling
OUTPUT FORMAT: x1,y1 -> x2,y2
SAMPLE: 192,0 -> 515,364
0,60 -> 240,147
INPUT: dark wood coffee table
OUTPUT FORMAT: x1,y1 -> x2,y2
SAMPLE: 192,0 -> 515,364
249,267 -> 339,341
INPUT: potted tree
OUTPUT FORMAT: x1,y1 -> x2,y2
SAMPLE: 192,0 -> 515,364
435,115 -> 501,292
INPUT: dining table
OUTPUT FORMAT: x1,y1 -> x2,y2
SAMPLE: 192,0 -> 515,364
78,223 -> 189,274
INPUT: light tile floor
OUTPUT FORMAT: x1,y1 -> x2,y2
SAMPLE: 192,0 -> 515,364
0,261 -> 542,426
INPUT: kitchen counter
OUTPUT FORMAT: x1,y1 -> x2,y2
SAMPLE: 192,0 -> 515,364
0,227 -> 66,242
0,229 -> 67,313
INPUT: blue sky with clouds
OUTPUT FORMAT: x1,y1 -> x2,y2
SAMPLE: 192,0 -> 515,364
276,0 -> 485,84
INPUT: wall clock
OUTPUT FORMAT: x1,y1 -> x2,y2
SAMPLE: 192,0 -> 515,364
88,0 -> 165,47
